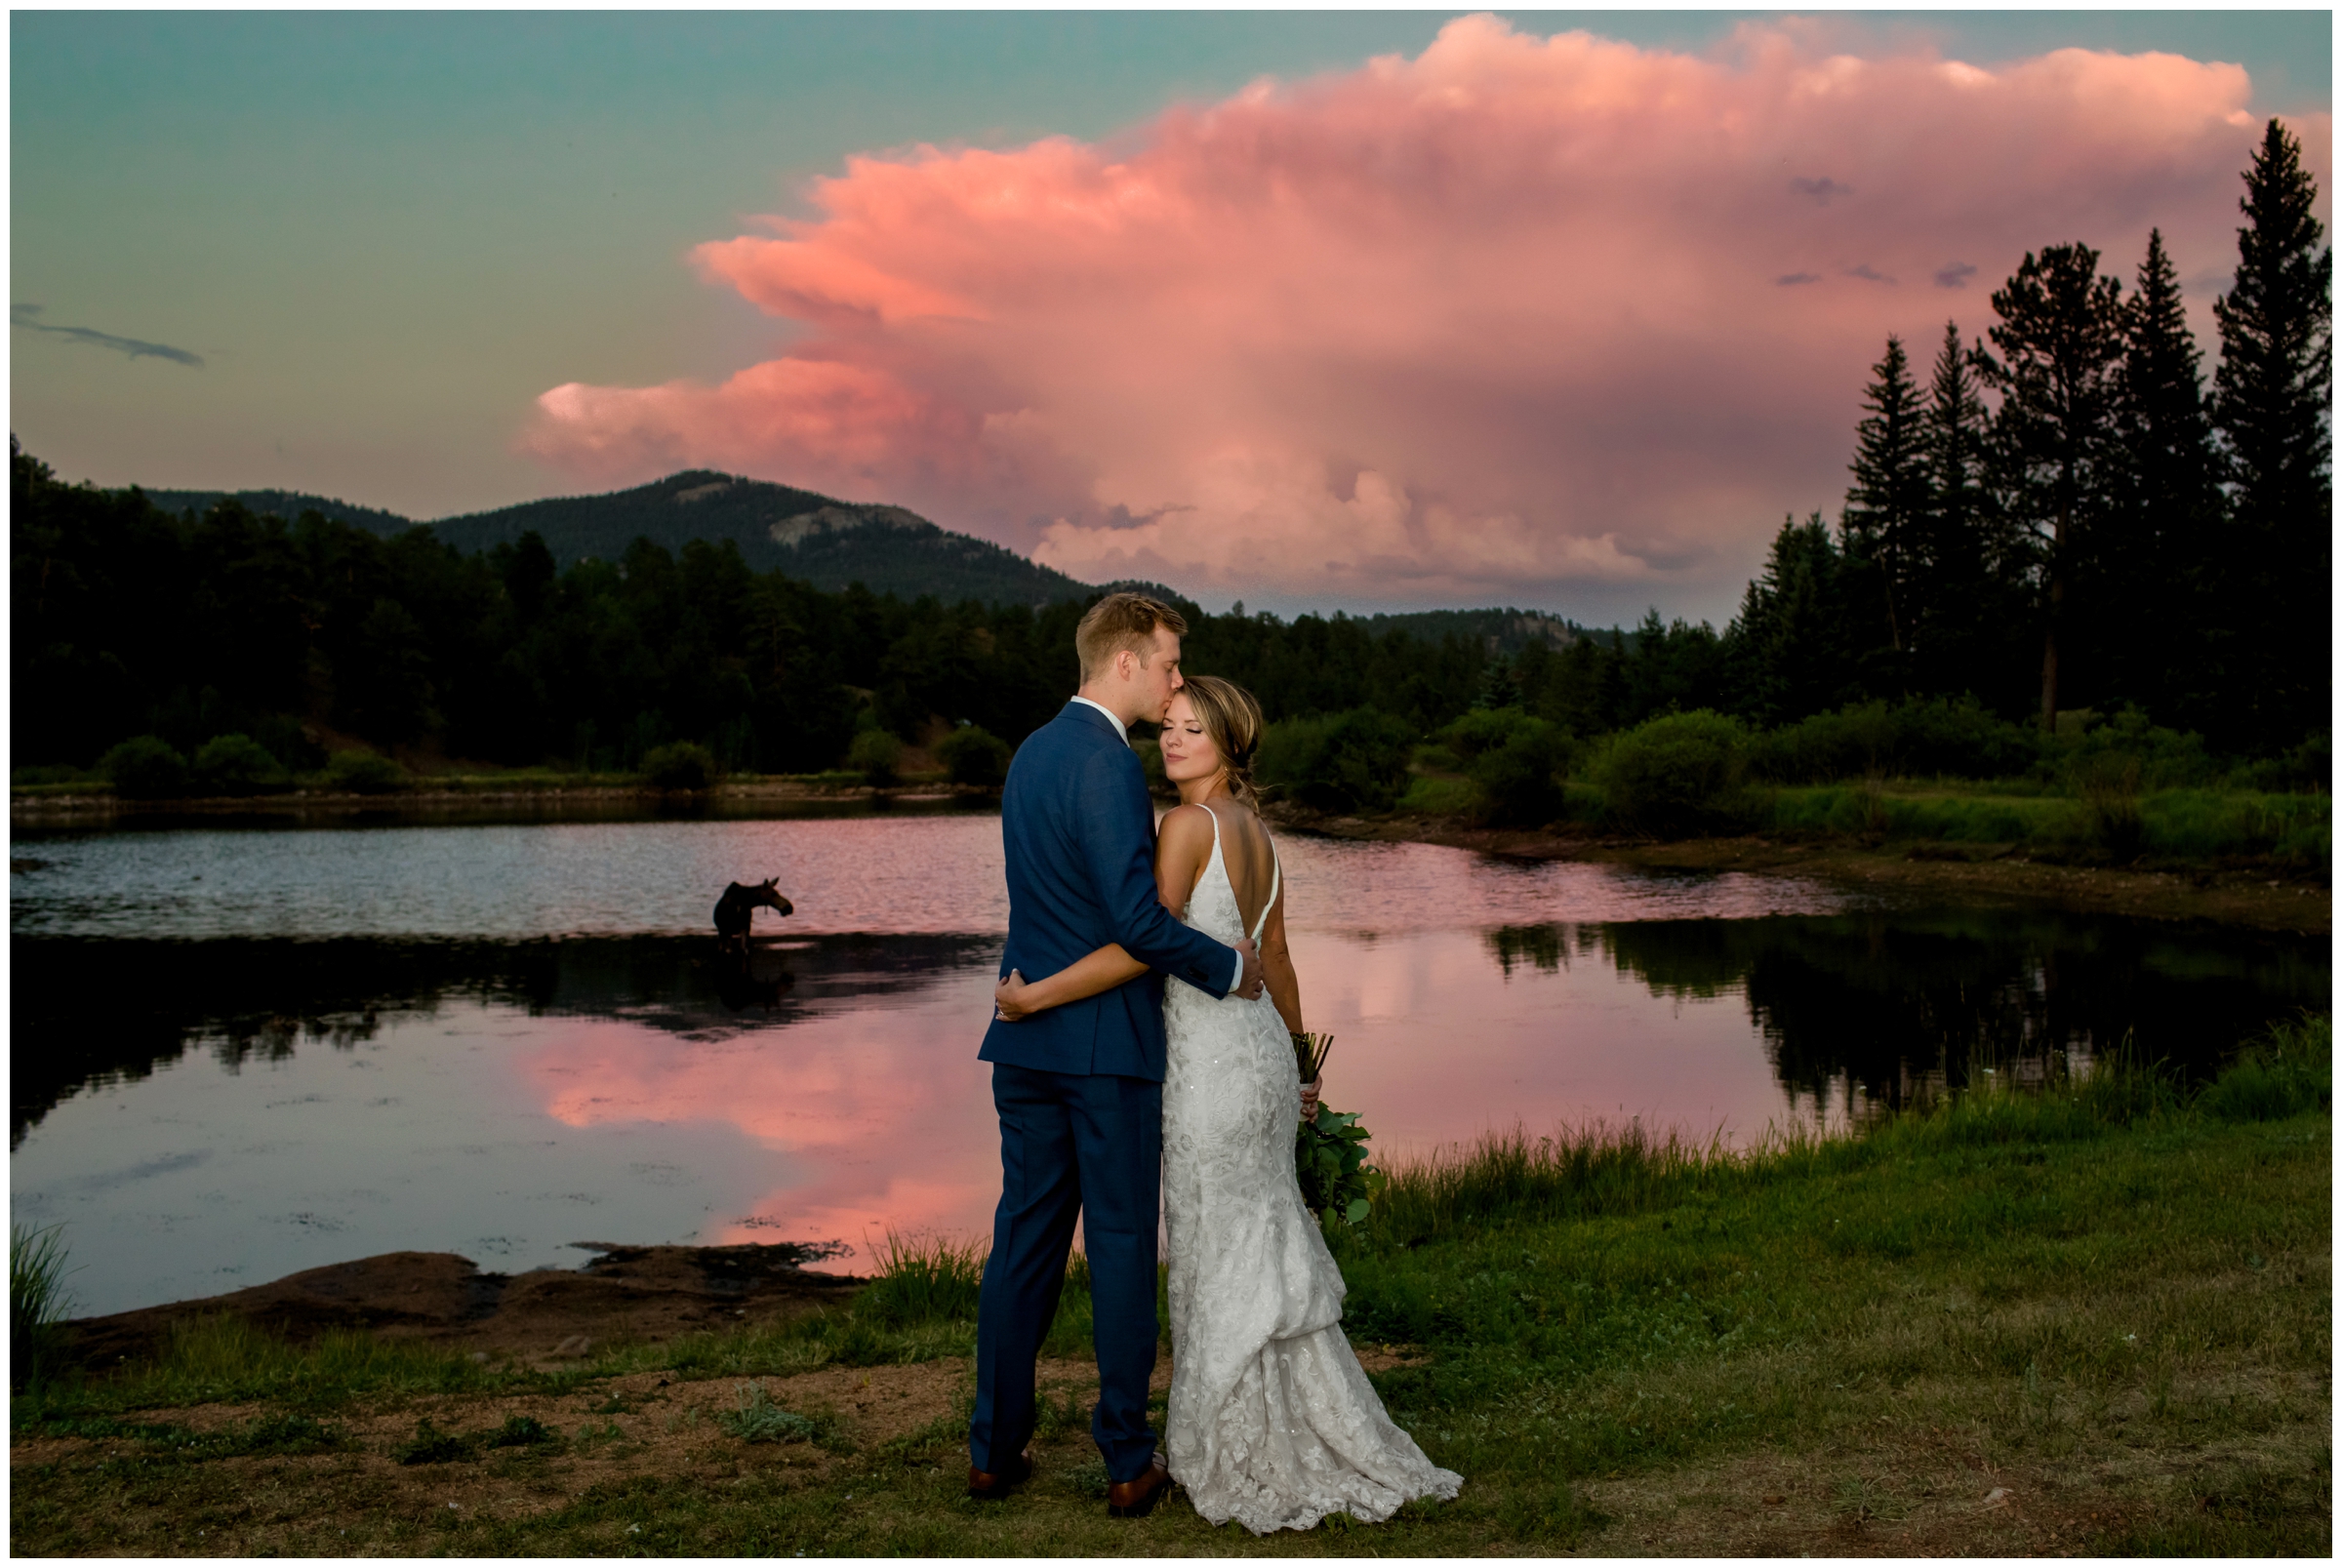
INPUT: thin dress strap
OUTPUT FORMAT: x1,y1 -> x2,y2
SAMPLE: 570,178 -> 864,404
1250,838 -> 1281,945
1186,803 -> 1221,924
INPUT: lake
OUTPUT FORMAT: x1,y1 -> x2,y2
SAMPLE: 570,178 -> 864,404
12,809 -> 2325,1317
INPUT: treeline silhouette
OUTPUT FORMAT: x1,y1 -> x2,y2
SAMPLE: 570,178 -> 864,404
10,123 -> 2325,786
1506,120 -> 2329,761
10,447 -> 1503,777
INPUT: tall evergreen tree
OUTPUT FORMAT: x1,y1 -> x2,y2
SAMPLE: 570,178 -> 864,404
1914,321 -> 2008,703
2115,228 -> 2224,725
1976,244 -> 2128,731
1840,335 -> 1930,673
2212,118 -> 2332,749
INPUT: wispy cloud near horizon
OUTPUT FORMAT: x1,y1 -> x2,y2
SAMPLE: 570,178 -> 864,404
13,303 -> 204,367
521,16 -> 2328,616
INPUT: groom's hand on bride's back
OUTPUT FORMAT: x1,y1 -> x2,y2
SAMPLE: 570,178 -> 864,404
1232,937 -> 1266,1000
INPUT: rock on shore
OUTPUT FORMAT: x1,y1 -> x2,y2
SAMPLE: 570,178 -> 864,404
65,1241 -> 860,1369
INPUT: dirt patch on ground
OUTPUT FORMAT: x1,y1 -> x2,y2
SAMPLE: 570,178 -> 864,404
14,1342 -> 1422,1545
1573,1415 -> 2326,1556
63,1244 -> 861,1371
14,1358 -> 967,1546
1268,807 -> 2330,935
18,1349 -> 2322,1556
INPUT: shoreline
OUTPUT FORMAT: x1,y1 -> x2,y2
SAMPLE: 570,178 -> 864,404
12,781 -> 2325,934
1261,804 -> 2332,935
55,1244 -> 862,1375
7,778 -> 991,825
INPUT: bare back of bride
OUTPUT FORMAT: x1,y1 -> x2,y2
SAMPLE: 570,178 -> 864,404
994,675 -> 1461,1534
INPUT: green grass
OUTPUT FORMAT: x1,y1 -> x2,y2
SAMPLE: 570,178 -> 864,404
12,1021 -> 2329,1554
714,1384 -> 842,1447
1767,784 -> 2081,844
1756,782 -> 2328,863
11,1223 -> 79,1393
1395,773 -> 1479,815
2196,1012 -> 2332,1122
1383,746 -> 2328,867
855,1230 -> 986,1328
2140,786 -> 2332,863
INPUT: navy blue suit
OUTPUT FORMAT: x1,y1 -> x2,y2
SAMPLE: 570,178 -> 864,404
970,701 -> 1237,1482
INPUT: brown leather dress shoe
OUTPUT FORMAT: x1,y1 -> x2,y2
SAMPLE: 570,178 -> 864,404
1106,1457 -> 1172,1518
966,1446 -> 1033,1501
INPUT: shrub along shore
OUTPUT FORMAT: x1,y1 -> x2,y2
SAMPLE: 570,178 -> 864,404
12,1018 -> 2329,1555
22,696 -> 2327,872
1262,697 -> 2328,867
20,697 -> 2324,936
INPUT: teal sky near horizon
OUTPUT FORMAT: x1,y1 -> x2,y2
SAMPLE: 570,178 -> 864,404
11,11 -> 2332,623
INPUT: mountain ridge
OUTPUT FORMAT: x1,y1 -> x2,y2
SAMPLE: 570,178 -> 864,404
139,470 -> 1112,608
129,472 -> 1580,637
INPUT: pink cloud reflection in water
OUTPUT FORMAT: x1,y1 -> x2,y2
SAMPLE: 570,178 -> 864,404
517,861 -> 1845,1264
522,980 -> 1002,1262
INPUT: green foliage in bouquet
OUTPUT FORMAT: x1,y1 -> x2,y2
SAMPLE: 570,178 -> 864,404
1288,1029 -> 1380,1224
1295,1106 -> 1382,1226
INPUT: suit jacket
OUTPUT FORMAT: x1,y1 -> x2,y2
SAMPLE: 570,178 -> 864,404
980,701 -> 1237,1079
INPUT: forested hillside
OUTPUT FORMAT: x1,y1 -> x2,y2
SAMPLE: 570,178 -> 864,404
139,470 -> 1109,609
140,487 -> 415,538
427,471 -> 1107,606
10,443 -> 1492,776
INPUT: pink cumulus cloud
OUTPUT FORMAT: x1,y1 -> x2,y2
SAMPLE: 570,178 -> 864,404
523,16 -> 2329,620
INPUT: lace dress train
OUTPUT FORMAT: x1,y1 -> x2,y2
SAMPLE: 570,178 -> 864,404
1160,811 -> 1462,1534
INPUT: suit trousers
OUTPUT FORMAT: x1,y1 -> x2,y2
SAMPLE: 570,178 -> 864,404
969,1062 -> 1163,1483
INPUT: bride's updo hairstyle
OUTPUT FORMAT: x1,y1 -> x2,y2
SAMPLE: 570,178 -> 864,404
1177,675 -> 1266,805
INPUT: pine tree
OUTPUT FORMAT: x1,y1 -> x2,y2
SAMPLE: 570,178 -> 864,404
2115,229 -> 2224,725
1840,335 -> 1930,671
2212,118 -> 2332,749
1472,651 -> 1519,711
1914,321 -> 2004,701
1976,244 -> 2127,731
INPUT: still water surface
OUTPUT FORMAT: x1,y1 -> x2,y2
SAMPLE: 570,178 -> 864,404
12,813 -> 2323,1316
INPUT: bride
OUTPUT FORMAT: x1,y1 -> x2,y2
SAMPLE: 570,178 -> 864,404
993,674 -> 1462,1534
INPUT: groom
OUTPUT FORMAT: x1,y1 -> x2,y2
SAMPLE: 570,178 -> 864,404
968,592 -> 1263,1516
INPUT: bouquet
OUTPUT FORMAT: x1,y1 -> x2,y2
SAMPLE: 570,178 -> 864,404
1290,1030 -> 1382,1226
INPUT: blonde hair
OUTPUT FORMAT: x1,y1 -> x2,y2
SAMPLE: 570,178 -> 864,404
1075,592 -> 1188,681
1174,675 -> 1265,805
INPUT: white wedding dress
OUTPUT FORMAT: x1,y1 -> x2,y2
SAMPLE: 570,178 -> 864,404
1159,807 -> 1463,1534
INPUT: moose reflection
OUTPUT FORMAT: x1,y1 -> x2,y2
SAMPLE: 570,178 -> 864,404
1486,909 -> 2327,1119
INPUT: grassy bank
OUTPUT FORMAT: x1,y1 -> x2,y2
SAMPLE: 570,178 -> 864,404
1358,702 -> 2333,870
1388,772 -> 2332,869
12,1020 -> 2330,1555
1763,781 -> 2330,864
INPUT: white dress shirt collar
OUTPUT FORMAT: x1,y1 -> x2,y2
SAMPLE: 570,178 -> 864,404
1070,695 -> 1135,748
